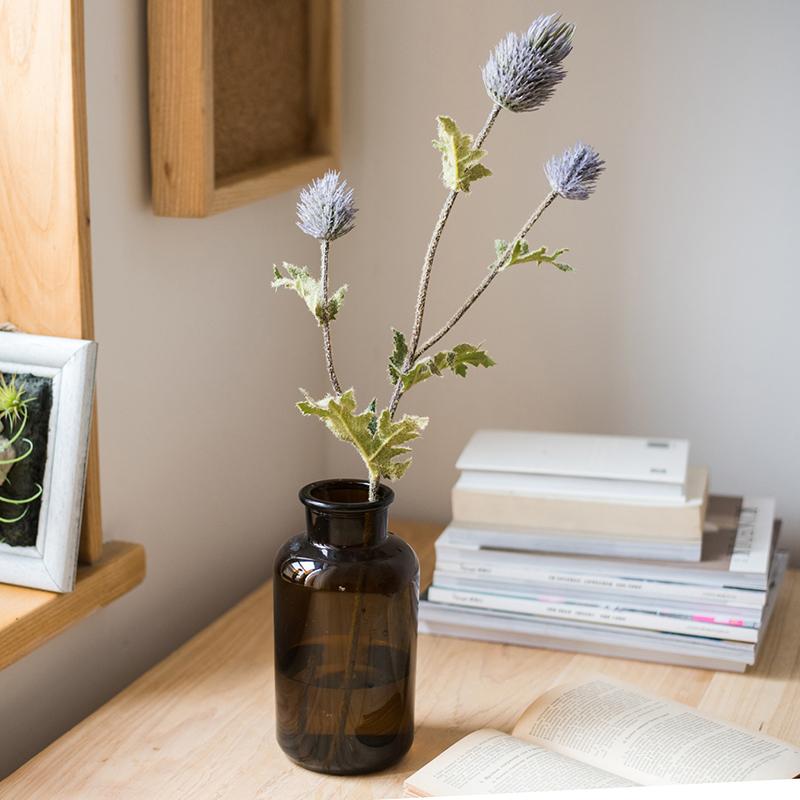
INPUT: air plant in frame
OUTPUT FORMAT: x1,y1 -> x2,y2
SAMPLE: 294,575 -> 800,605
0,374 -> 43,523
272,13 -> 605,501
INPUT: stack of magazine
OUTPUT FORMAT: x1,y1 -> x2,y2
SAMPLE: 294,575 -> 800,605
419,430 -> 788,672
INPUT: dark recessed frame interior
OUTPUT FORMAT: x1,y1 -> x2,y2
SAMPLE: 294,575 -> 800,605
148,0 -> 340,217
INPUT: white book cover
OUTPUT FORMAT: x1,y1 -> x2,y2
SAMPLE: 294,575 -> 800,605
458,469 -> 690,503
418,599 -> 756,664
419,552 -> 788,668
426,586 -> 760,642
442,522 -> 703,561
430,571 -> 765,627
438,496 -> 777,590
417,616 -> 749,672
433,557 -> 767,608
729,497 -> 776,576
456,430 -> 689,499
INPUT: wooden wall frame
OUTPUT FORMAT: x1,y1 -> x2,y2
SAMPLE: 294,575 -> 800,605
148,0 -> 341,217
0,0 -> 102,564
0,0 -> 145,669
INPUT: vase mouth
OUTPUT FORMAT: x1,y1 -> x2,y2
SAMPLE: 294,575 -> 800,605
299,479 -> 394,513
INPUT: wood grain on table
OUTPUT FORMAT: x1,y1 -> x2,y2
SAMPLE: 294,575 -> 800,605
2,520 -> 799,799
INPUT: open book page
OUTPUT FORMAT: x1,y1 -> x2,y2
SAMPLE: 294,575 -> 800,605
512,678 -> 800,785
403,729 -> 634,796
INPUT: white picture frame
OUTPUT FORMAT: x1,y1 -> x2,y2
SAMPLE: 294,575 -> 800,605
0,333 -> 97,592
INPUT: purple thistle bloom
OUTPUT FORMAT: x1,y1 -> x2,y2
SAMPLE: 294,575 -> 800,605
544,142 -> 605,200
482,14 -> 574,113
296,170 -> 357,241
527,13 -> 575,64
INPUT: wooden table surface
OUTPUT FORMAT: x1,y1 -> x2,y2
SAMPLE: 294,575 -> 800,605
3,520 -> 799,799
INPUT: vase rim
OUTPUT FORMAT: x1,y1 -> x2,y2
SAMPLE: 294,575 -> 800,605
299,479 -> 394,513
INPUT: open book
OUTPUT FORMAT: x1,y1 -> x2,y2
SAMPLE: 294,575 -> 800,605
404,678 -> 800,796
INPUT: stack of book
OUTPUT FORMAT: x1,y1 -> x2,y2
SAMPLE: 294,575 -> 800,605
419,430 -> 788,672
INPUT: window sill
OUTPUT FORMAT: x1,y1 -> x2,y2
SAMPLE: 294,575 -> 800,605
0,541 -> 146,670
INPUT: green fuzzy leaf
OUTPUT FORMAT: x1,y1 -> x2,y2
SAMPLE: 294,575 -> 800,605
272,262 -> 348,324
432,116 -> 492,193
326,283 -> 348,321
388,328 -> 409,383
398,343 -> 496,391
494,240 -> 572,272
297,389 -> 428,482
367,398 -> 378,436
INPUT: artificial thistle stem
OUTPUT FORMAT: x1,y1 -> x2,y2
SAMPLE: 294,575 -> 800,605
419,190 -> 558,358
390,103 -> 503,415
368,473 -> 379,503
403,189 -> 456,371
278,15 -> 604,496
405,103 -> 501,364
319,241 -> 342,395
327,566 -> 368,769
474,102 -> 502,149
388,189 -> 558,419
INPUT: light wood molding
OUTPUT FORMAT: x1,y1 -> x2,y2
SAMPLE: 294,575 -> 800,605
0,540 -> 145,672
0,0 -> 102,563
147,0 -> 213,217
2,520 -> 797,798
148,0 -> 341,217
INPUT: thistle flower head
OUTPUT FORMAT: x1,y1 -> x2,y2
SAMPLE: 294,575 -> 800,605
0,373 -> 30,426
296,170 -> 357,241
482,14 -> 574,113
544,142 -> 605,200
526,13 -> 575,64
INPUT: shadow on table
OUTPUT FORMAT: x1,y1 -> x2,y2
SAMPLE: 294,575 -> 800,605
391,723 -> 474,776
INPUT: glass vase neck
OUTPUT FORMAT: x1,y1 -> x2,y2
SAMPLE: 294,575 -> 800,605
299,479 -> 394,548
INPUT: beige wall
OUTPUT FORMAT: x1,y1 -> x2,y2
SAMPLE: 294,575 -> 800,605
328,0 -> 800,562
0,0 -> 798,780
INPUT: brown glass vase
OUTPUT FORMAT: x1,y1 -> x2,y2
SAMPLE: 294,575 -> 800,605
273,479 -> 419,775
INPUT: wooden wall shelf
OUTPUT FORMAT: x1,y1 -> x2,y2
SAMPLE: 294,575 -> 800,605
148,0 -> 341,217
0,1 -> 146,672
0,541 -> 146,671
0,0 -> 103,565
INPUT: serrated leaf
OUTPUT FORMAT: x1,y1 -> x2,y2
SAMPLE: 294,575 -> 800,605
297,389 -> 428,482
432,115 -> 492,193
448,343 -> 496,377
372,408 -> 428,481
326,283 -> 348,321
272,262 -> 349,324
397,343 -> 495,391
494,240 -> 572,272
387,328 -> 409,383
367,398 -> 378,436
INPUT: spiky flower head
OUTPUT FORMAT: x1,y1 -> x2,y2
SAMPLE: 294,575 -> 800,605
526,13 -> 575,62
296,170 -> 357,241
482,14 -> 575,113
0,373 -> 31,426
545,142 -> 605,200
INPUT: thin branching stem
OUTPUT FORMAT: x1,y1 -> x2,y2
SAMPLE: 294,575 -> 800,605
329,472 -> 378,766
368,473 -> 379,503
319,241 -> 343,395
418,190 -> 558,357
388,103 -> 502,417
403,190 -> 457,369
389,190 -> 558,419
474,102 -> 502,149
